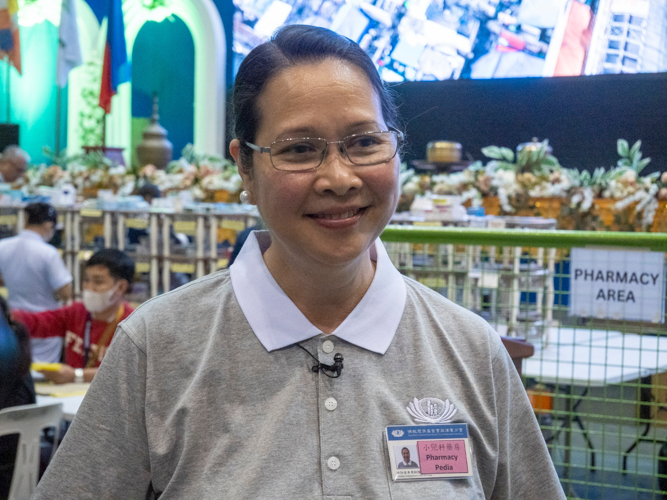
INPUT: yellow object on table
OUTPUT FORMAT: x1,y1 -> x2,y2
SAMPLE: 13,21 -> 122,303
31,362 -> 62,372
34,382 -> 90,398
426,141 -> 462,163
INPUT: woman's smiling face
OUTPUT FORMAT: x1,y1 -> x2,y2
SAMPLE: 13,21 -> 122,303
236,58 -> 400,269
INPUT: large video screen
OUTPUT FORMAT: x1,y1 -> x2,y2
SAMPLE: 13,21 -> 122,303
232,0 -> 667,82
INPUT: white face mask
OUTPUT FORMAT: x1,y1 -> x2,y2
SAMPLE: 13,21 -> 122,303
82,283 -> 120,313
43,228 -> 55,243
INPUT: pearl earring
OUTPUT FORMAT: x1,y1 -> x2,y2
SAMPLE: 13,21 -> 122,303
240,190 -> 251,204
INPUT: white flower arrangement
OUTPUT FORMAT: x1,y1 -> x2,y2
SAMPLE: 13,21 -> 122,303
497,186 -> 513,213
616,183 -> 660,228
22,144 -> 245,203
397,139 -> 666,230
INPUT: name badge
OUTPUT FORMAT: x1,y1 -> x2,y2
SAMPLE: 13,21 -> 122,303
386,424 -> 473,481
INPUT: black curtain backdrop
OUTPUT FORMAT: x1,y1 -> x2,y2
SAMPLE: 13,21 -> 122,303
391,72 -> 667,175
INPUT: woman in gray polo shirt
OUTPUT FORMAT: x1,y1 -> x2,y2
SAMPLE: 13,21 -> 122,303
34,25 -> 565,499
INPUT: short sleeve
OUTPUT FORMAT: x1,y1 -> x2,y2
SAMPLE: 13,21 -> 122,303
32,326 -> 152,499
46,248 -> 73,291
488,329 -> 566,499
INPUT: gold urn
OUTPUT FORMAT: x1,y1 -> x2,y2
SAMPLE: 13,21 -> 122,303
136,93 -> 173,170
426,141 -> 462,163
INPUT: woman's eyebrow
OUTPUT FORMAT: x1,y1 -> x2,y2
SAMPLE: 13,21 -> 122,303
346,120 -> 381,131
275,121 -> 382,139
274,127 -> 318,139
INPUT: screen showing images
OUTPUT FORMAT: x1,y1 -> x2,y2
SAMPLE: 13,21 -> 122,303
232,0 -> 667,82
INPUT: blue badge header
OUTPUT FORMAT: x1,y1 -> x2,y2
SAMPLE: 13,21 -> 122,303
387,424 -> 469,441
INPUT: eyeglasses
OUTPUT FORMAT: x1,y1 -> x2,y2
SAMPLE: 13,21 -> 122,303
245,129 -> 404,172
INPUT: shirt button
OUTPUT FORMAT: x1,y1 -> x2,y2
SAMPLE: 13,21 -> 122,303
324,397 -> 337,411
327,456 -> 340,470
322,340 -> 334,353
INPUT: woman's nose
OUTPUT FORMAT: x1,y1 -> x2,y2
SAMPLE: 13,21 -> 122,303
316,145 -> 362,196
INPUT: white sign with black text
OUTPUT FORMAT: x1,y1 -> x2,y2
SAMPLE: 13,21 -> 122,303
569,248 -> 665,323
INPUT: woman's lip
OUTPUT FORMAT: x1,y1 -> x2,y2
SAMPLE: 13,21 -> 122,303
308,207 -> 367,229
309,206 -> 363,217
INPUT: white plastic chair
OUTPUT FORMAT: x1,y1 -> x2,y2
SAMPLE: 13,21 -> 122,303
0,403 -> 62,500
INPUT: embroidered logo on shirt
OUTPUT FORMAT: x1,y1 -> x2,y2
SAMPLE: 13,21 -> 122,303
407,397 -> 457,424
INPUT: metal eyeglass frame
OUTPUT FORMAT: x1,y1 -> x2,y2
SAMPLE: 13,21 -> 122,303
244,128 -> 404,172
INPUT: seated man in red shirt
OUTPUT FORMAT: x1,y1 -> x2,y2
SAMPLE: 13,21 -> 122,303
13,249 -> 135,384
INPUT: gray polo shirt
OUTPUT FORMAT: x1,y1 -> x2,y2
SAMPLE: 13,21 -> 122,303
34,233 -> 564,499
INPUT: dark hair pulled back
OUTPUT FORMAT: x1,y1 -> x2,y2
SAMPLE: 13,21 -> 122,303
231,24 -> 400,172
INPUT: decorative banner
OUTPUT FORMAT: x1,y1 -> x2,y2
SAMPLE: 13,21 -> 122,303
99,0 -> 130,113
569,248 -> 665,323
56,0 -> 82,88
0,0 -> 21,73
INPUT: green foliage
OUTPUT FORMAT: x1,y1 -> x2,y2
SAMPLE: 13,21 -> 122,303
566,166 -> 610,194
482,139 -> 560,175
168,144 -> 238,174
78,60 -> 104,147
42,147 -> 81,169
481,146 -> 514,162
616,139 -> 651,174
468,160 -> 484,172
180,143 -> 223,167
80,151 -> 117,170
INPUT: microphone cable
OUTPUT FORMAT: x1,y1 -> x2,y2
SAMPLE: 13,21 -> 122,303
296,343 -> 344,378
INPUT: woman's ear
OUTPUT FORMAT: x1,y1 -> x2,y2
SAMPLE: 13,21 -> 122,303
229,138 -> 243,166
230,139 -> 255,203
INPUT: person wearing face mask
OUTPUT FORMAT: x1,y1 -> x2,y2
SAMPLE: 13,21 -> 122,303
12,249 -> 135,384
0,203 -> 72,363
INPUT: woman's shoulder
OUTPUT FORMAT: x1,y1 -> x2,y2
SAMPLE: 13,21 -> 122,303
403,276 -> 489,328
120,270 -> 234,341
401,275 -> 504,355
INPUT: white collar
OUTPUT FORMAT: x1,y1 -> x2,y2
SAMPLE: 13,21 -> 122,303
20,229 -> 45,242
230,231 -> 406,354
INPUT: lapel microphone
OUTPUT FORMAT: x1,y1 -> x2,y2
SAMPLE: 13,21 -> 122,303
315,353 -> 344,378
297,344 -> 344,378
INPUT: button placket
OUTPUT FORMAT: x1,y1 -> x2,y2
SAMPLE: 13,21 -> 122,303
324,397 -> 337,411
322,339 -> 335,353
327,456 -> 340,470
318,338 -> 343,483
